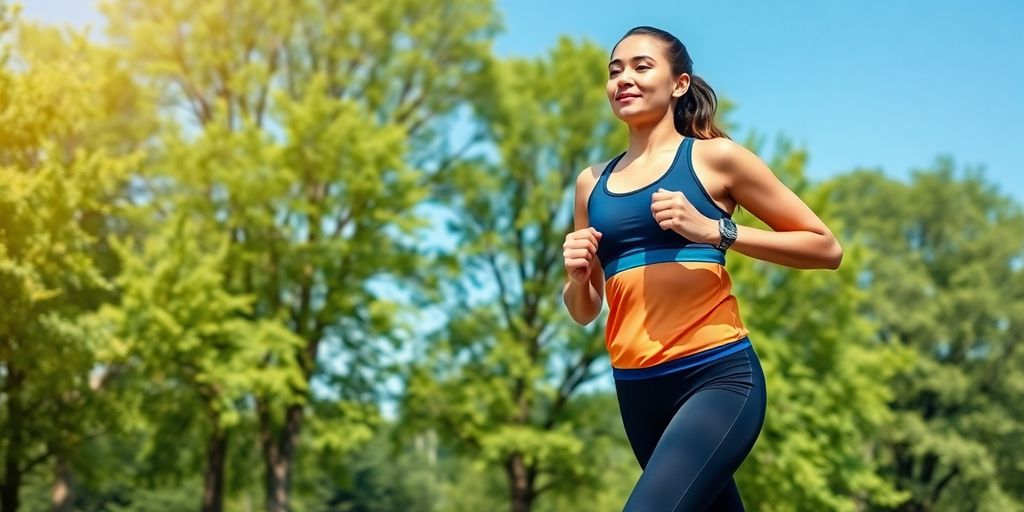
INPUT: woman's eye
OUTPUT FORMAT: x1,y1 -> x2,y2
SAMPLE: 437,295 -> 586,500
609,70 -> 621,77
636,65 -> 650,71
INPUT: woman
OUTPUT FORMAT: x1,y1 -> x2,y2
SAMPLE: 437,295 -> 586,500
562,26 -> 843,511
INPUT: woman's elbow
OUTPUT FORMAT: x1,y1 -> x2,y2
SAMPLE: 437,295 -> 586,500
567,303 -> 601,326
825,236 -> 843,270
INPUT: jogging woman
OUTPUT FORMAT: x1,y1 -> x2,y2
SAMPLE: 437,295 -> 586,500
562,26 -> 843,511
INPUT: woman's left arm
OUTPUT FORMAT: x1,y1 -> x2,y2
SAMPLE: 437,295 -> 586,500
710,138 -> 843,270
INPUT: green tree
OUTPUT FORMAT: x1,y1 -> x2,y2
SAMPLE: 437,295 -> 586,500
402,37 -> 626,512
99,0 -> 499,509
92,215 -> 305,512
285,420 -> 442,512
727,135 -> 912,511
0,7 -> 153,510
532,392 -> 640,512
826,160 -> 1024,511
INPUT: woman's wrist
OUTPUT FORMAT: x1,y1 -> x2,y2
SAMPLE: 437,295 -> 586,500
706,220 -> 722,246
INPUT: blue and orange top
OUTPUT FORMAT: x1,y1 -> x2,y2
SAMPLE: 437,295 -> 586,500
587,136 -> 751,380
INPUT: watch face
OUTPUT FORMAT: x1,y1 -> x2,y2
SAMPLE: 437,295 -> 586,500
718,217 -> 737,249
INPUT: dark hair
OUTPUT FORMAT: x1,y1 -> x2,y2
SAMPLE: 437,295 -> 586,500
614,26 -> 729,140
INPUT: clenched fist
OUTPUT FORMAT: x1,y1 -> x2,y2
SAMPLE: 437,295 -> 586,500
563,227 -> 602,285
651,187 -> 718,244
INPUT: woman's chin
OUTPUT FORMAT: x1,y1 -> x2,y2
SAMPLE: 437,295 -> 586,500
613,106 -> 656,124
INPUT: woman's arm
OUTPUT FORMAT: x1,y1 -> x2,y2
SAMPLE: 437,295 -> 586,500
563,165 -> 606,325
708,138 -> 843,270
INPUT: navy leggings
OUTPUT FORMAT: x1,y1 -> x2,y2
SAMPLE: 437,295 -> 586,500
614,345 -> 767,511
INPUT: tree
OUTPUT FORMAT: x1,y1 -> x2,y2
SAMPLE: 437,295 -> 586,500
726,135 -> 912,511
826,160 -> 1024,511
402,37 -> 626,512
98,0 -> 499,509
92,215 -> 305,512
0,6 -> 153,510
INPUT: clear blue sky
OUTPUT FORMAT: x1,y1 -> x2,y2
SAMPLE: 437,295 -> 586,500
24,0 -> 1023,201
492,0 -> 1024,200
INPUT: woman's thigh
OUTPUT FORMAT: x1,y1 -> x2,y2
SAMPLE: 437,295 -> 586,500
616,347 -> 767,512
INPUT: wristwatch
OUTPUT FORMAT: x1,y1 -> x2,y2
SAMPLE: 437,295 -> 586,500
715,217 -> 737,250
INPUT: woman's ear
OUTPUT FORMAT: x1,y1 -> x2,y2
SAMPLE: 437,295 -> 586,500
673,73 -> 691,98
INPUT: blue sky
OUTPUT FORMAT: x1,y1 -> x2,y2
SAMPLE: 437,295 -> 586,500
492,0 -> 1024,200
25,0 -> 1024,201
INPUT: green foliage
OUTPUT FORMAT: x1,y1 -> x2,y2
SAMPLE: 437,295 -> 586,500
403,36 -> 625,510
3,2 -> 1022,511
827,159 -> 1024,511
92,0 -> 500,509
290,422 -> 441,512
727,135 -> 914,511
0,8 -> 152,510
100,212 -> 308,419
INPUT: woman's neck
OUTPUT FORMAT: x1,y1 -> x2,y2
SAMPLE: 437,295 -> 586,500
626,111 -> 684,158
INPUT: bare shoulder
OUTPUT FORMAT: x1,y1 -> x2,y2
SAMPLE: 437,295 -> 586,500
692,136 -> 771,193
575,160 -> 607,186
574,159 -> 610,199
692,136 -> 748,171
572,160 -> 610,229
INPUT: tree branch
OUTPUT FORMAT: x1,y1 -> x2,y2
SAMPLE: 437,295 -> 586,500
486,251 -> 517,337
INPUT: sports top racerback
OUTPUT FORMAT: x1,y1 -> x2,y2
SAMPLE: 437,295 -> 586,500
586,137 -> 750,378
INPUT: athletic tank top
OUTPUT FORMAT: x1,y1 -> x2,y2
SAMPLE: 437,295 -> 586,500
587,136 -> 750,379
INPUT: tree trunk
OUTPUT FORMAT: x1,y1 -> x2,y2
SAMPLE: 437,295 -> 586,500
52,453 -> 73,512
2,367 -> 24,512
259,402 -> 303,512
258,300 -> 320,512
506,453 -> 536,512
201,419 -> 229,512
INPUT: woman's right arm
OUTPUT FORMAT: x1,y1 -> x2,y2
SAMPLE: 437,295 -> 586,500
562,166 -> 606,326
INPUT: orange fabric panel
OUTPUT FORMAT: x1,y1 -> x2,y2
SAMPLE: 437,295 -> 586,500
604,261 -> 749,369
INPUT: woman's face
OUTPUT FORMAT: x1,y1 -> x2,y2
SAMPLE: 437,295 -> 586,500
606,35 -> 689,125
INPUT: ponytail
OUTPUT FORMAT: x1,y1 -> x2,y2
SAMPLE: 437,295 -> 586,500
674,74 -> 729,139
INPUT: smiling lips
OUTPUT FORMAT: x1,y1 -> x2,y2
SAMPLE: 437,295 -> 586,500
616,91 -> 641,102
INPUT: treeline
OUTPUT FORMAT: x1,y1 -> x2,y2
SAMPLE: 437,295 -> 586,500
1,1 -> 1022,511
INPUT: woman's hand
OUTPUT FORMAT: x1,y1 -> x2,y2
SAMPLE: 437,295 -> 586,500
563,227 -> 602,284
650,187 -> 719,245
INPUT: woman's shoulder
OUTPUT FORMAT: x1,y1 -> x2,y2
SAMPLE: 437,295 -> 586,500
692,136 -> 755,172
692,136 -> 740,159
575,157 -> 613,188
573,157 -> 616,211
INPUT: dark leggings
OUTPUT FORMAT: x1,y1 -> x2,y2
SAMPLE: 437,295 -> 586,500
614,345 -> 767,512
